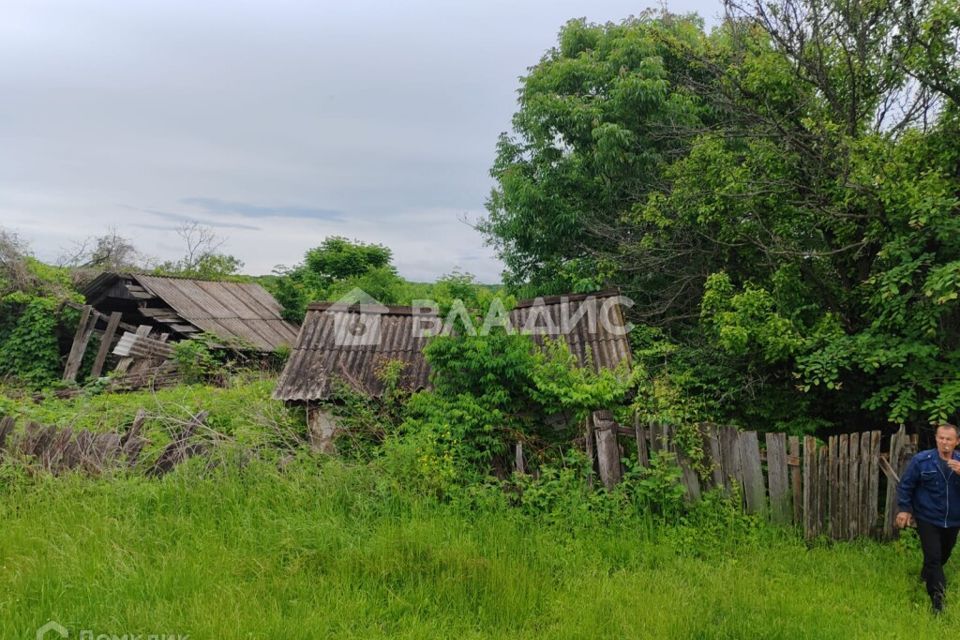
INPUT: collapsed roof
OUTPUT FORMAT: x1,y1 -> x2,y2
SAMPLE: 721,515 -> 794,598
82,272 -> 299,352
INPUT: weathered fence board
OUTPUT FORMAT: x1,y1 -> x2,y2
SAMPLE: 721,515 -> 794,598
704,425 -> 724,490
848,432 -> 860,540
634,416 -> 648,468
789,436 -> 802,525
869,431 -> 882,536
828,436 -> 839,538
739,431 -> 766,515
766,432 -> 790,524
803,436 -> 816,538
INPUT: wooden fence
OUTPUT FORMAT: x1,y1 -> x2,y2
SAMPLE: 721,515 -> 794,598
0,410 -> 207,477
588,411 -> 919,541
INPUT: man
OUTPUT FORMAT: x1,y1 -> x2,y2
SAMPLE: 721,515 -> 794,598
896,423 -> 960,613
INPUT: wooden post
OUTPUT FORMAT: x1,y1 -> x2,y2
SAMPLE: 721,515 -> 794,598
306,405 -> 340,455
514,442 -> 526,474
63,305 -> 97,382
789,436 -> 801,525
592,410 -> 622,490
89,311 -> 123,378
766,432 -> 790,524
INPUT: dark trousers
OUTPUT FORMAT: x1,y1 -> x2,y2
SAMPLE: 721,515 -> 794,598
917,519 -> 960,603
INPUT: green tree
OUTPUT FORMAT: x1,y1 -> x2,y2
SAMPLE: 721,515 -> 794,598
271,237 -> 403,322
483,2 -> 960,432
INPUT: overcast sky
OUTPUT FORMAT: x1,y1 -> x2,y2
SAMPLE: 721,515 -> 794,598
1,0 -> 720,283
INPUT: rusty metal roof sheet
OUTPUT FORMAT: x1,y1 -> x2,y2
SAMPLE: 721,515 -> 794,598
131,274 -> 299,351
273,291 -> 631,402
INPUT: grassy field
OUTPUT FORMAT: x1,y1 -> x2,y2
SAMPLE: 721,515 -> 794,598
0,456 -> 956,640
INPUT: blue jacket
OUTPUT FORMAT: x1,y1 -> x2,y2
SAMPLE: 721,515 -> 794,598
897,448 -> 960,528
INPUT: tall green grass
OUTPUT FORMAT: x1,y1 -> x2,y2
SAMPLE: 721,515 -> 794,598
0,457 -> 954,639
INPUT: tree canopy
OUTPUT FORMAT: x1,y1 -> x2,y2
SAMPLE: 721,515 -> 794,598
483,1 -> 960,434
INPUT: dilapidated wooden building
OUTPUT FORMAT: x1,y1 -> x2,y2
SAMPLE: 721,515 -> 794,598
273,290 -> 632,485
82,272 -> 299,352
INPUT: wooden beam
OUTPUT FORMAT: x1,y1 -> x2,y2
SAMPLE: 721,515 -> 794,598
63,305 -> 97,382
89,311 -> 122,378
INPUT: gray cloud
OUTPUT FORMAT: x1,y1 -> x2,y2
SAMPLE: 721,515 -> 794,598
180,197 -> 343,221
1,0 -> 721,282
136,207 -> 262,231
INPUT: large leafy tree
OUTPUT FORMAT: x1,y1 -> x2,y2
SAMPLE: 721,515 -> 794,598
483,2 -> 960,433
272,237 -> 404,322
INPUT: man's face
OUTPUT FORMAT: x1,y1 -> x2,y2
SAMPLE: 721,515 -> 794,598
935,426 -> 959,456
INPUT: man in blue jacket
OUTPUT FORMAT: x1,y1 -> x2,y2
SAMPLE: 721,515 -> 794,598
896,423 -> 960,613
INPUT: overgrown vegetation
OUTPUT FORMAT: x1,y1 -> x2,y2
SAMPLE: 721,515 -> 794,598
482,1 -> 960,434
1,454 -> 955,638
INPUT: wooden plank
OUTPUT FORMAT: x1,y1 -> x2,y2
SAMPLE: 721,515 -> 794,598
765,432 -> 790,524
721,427 -> 743,496
650,423 -> 663,453
789,436 -> 801,525
584,416 -> 595,486
704,424 -> 724,490
847,432 -> 860,539
0,415 -> 14,452
817,445 -> 829,538
803,436 -> 816,539
858,430 -> 871,536
63,305 -> 96,382
837,434 -> 848,540
136,307 -> 183,320
89,311 -> 123,378
121,409 -> 149,468
43,427 -> 72,472
592,410 -> 622,490
866,430 -> 881,537
828,436 -> 839,539
634,414 -> 648,468
677,446 -> 701,502
75,430 -> 96,471
149,411 -> 208,477
883,426 -> 906,539
739,431 -> 766,515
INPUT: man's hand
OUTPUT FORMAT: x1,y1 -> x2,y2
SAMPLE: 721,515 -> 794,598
948,459 -> 960,475
895,511 -> 914,529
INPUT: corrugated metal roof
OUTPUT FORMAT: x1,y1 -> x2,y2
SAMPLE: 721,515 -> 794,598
273,292 -> 632,402
131,275 -> 300,351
